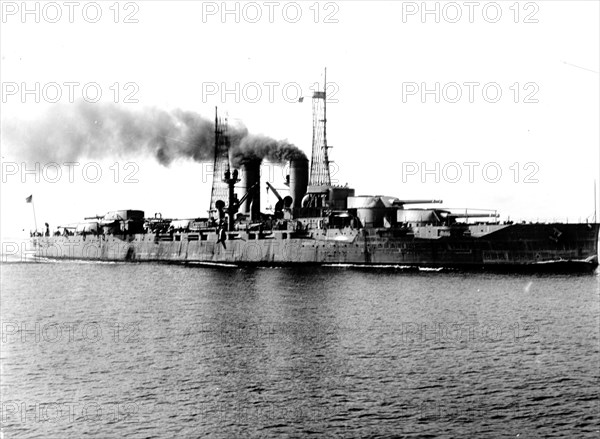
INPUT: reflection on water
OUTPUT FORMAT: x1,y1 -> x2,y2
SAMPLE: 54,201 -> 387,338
1,263 -> 599,438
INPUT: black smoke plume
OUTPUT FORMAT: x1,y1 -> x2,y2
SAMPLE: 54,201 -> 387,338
231,135 -> 306,168
3,101 -> 306,167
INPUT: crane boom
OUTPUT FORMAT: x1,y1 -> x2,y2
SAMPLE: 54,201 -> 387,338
266,182 -> 284,202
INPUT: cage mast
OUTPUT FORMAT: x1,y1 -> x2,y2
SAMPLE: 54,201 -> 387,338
309,68 -> 331,186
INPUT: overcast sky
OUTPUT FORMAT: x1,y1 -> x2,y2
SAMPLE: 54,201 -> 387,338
1,1 -> 599,238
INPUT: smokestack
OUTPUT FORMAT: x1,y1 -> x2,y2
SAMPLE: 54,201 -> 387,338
239,159 -> 261,221
289,158 -> 309,209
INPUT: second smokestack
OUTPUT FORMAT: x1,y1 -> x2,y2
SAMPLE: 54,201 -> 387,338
289,158 -> 309,209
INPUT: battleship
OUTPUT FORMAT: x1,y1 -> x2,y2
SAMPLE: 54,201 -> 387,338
31,75 -> 599,272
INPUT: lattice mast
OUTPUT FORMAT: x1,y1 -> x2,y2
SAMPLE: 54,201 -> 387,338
209,107 -> 231,214
309,68 -> 331,186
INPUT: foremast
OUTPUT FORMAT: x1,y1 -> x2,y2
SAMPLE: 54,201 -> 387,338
209,107 -> 232,214
209,108 -> 240,231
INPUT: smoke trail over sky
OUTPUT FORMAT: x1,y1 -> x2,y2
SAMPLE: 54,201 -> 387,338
3,101 -> 306,166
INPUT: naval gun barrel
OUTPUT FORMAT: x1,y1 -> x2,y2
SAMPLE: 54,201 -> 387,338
393,199 -> 443,205
448,213 -> 499,218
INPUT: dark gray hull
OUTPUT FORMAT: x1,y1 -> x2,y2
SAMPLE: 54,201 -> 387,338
32,223 -> 600,272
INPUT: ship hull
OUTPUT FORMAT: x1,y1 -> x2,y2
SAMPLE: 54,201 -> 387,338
31,223 -> 599,272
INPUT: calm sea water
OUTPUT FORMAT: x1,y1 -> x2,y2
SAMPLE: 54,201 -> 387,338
1,261 -> 599,438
